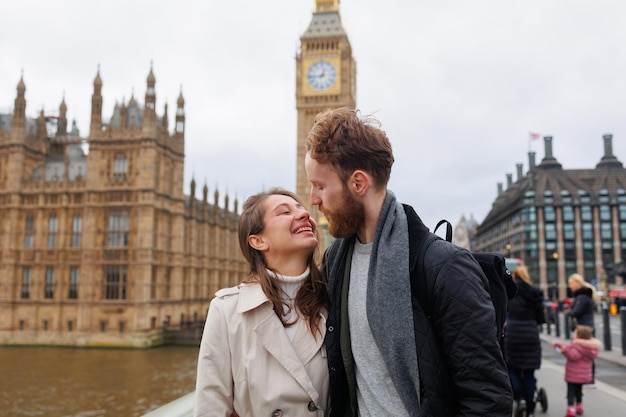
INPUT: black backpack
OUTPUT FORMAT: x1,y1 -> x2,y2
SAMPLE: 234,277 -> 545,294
416,219 -> 517,352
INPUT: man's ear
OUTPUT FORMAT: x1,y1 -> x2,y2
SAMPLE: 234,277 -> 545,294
350,170 -> 370,196
248,234 -> 268,251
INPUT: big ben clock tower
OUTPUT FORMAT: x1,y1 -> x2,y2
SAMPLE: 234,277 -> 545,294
296,0 -> 356,207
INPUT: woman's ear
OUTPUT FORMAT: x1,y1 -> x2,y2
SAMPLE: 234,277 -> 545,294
248,234 -> 268,251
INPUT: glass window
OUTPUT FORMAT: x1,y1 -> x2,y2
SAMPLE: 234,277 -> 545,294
599,205 -> 611,221
561,190 -> 572,204
544,223 -> 557,240
104,265 -> 127,300
579,190 -> 590,203
21,268 -> 31,299
563,223 -> 575,240
113,153 -> 128,178
601,223 -> 612,240
581,206 -> 593,221
71,214 -> 82,248
599,189 -> 610,203
69,267 -> 79,299
45,267 -> 55,299
108,211 -> 129,247
562,206 -> 574,222
544,206 -> 556,222
544,191 -> 554,204
24,214 -> 34,248
582,223 -> 593,240
523,207 -> 537,222
48,214 -> 58,248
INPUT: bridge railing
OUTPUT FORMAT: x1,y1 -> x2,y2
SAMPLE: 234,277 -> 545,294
142,392 -> 194,417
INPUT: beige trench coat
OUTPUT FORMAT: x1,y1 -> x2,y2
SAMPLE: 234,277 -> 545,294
193,283 -> 328,417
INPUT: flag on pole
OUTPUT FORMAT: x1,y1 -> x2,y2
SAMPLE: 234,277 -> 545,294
529,132 -> 541,140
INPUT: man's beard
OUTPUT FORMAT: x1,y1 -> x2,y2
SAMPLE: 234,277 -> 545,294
324,187 -> 365,238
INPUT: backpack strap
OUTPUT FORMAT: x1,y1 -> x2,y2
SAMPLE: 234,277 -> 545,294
433,219 -> 453,242
415,231 -> 442,319
415,219 -> 452,319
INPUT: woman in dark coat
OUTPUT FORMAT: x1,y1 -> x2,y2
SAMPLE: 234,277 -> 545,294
505,266 -> 546,417
567,273 -> 596,328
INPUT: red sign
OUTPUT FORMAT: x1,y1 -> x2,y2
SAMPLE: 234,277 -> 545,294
609,288 -> 626,298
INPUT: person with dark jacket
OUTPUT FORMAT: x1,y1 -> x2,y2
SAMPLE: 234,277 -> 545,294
304,107 -> 513,417
567,273 -> 596,329
504,266 -> 545,417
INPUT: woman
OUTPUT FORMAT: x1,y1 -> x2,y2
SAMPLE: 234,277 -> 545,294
504,265 -> 545,417
194,188 -> 329,417
567,273 -> 596,329
566,273 -> 597,384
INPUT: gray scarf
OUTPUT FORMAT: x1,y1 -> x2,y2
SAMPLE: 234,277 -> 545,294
366,191 -> 420,414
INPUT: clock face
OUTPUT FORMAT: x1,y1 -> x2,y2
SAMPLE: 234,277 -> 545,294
307,60 -> 337,90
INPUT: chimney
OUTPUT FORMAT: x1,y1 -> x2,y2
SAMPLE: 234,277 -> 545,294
516,163 -> 523,181
544,136 -> 554,159
603,134 -> 614,157
528,151 -> 536,171
497,182 -> 503,196
538,136 -> 562,169
596,133 -> 623,168
506,173 -> 513,188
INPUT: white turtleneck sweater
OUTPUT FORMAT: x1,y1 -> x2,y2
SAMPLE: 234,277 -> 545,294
268,267 -> 309,342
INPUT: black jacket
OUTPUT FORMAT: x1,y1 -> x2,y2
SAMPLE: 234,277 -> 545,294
504,280 -> 544,370
323,204 -> 512,417
568,287 -> 595,328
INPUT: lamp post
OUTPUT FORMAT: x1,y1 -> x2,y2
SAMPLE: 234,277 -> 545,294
552,252 -> 560,299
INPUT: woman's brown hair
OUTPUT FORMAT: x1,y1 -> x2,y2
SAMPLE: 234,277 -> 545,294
238,187 -> 328,337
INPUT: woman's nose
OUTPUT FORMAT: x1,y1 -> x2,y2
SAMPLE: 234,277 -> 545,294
295,208 -> 310,220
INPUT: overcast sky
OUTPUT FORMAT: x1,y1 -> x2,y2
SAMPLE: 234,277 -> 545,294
2,0 -> 626,230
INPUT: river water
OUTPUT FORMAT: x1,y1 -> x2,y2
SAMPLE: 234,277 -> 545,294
0,346 -> 198,417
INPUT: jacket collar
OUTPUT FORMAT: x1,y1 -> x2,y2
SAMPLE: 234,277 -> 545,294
236,282 -> 271,313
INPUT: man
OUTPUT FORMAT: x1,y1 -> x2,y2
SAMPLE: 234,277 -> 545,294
304,107 -> 513,417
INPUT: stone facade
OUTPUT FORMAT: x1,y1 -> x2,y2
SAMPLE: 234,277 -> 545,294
0,68 -> 246,348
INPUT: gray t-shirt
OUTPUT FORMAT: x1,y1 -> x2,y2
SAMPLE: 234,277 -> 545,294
348,240 -> 409,417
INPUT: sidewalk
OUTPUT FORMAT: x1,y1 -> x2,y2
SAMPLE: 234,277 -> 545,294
535,333 -> 626,416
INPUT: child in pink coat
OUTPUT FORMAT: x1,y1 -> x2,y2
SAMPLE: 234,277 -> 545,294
553,325 -> 601,416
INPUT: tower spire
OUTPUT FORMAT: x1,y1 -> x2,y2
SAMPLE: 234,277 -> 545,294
175,86 -> 185,138
90,65 -> 103,137
142,63 -> 157,135
10,73 -> 27,140
58,93 -> 68,135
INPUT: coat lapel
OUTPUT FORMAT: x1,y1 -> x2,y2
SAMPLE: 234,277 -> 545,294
253,302 -> 324,404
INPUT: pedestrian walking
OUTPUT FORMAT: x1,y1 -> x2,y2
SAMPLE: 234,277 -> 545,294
505,265 -> 546,417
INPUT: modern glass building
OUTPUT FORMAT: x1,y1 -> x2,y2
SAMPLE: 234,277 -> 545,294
475,135 -> 626,300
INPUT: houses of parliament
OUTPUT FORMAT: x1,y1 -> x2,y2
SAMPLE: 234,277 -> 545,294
0,68 -> 248,347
